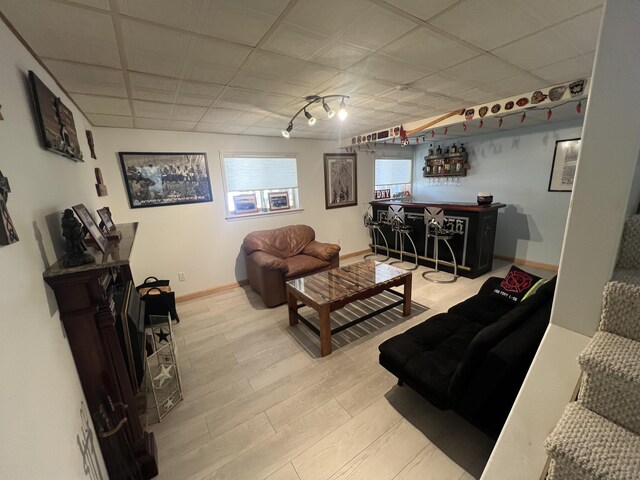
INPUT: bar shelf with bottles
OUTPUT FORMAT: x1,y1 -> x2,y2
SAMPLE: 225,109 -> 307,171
423,143 -> 468,178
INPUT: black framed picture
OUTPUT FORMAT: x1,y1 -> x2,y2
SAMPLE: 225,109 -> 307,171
324,152 -> 357,209
118,152 -> 212,208
548,138 -> 581,192
72,204 -> 109,253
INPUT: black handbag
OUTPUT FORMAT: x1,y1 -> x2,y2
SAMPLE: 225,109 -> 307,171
136,278 -> 180,324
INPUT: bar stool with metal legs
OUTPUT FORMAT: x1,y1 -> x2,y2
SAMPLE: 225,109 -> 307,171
388,205 -> 418,271
422,207 -> 458,283
363,205 -> 390,261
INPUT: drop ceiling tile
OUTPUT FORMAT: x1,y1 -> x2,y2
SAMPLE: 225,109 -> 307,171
195,122 -> 247,134
129,72 -> 179,103
455,87 -> 500,104
285,0 -> 364,37
240,52 -> 304,80
133,100 -> 173,119
229,72 -> 281,91
121,20 -> 190,77
119,0 -> 201,30
236,126 -> 281,137
72,94 -> 132,116
490,73 -> 547,97
443,55 -> 523,85
184,63 -> 237,85
188,36 -> 252,68
410,73 -> 477,96
87,113 -> 134,128
233,111 -> 267,126
551,7 -> 602,54
171,104 -> 207,121
378,87 -> 433,103
355,97 -> 397,110
348,53 -> 432,84
532,51 -> 595,84
429,0 -> 550,51
134,117 -> 169,129
44,60 -> 127,97
526,0 -> 603,24
340,3 -> 417,50
1,0 -> 120,67
253,114 -> 291,128
263,23 -> 331,60
168,120 -> 197,131
425,97 -> 466,112
73,0 -> 111,9
268,81 -> 312,97
310,41 -> 372,70
383,0 -> 459,21
176,82 -> 224,107
381,28 -> 478,70
201,107 -> 241,123
196,0 -> 287,46
213,87 -> 263,110
491,28 -> 582,71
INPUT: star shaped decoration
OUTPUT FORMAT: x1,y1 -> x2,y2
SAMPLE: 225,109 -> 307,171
152,363 -> 173,389
164,397 -> 175,411
155,328 -> 170,343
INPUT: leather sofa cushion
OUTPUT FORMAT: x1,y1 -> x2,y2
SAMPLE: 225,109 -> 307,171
379,313 -> 483,407
284,254 -> 331,279
243,225 -> 316,259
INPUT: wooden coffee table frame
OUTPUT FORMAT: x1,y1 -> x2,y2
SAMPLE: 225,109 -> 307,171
287,272 -> 412,356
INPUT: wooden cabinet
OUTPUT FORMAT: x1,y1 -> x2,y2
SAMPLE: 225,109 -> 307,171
422,152 -> 468,177
43,223 -> 158,479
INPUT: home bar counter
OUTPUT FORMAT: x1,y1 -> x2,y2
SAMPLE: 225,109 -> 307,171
370,200 -> 507,278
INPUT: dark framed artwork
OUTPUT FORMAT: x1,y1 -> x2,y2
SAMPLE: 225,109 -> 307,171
72,204 -> 109,253
268,192 -> 290,211
96,207 -> 116,232
324,153 -> 357,209
233,194 -> 258,214
548,138 -> 581,192
28,71 -> 83,162
118,152 -> 212,208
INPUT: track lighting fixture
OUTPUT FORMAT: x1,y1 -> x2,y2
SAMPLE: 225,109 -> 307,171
304,109 -> 316,126
281,94 -> 349,138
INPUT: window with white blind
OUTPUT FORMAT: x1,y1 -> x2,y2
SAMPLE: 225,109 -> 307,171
374,158 -> 413,199
222,154 -> 301,218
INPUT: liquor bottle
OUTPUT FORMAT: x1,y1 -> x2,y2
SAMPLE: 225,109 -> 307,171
451,143 -> 457,153
426,164 -> 431,174
444,145 -> 450,154
428,143 -> 434,156
445,162 -> 451,172
459,143 -> 465,153
455,161 -> 462,172
436,144 -> 442,155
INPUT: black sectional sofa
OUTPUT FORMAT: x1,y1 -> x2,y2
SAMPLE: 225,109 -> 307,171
379,274 -> 556,437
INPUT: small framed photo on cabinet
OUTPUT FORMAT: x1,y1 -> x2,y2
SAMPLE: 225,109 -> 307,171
268,192 -> 290,211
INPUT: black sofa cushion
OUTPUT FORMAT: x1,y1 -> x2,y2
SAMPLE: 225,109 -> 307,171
448,277 -> 514,326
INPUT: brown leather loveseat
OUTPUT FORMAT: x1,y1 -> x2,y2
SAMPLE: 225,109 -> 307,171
242,225 -> 340,307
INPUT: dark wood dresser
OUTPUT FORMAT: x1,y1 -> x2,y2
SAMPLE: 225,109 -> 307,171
43,223 -> 158,479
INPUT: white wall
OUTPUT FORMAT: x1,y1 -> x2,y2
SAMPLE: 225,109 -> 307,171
93,129 -> 406,296
413,119 -> 583,266
0,20 -> 107,479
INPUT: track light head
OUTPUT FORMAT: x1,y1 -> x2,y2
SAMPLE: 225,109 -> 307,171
338,98 -> 348,121
323,101 -> 335,118
304,109 -> 316,126
281,123 -> 293,138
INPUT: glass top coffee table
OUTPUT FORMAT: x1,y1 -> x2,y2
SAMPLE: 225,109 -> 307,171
286,259 -> 412,356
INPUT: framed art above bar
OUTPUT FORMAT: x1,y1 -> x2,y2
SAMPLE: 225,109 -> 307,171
324,152 -> 357,209
548,138 -> 581,192
119,152 -> 212,208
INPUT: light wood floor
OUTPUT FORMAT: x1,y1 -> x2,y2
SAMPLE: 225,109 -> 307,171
150,258 -> 554,480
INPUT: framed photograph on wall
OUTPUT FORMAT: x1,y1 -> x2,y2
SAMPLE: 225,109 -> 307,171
233,194 -> 258,214
324,153 -> 357,209
72,204 -> 109,253
268,192 -> 290,211
118,152 -> 212,208
548,138 -> 581,192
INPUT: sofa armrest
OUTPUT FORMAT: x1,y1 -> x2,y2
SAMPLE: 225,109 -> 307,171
248,251 -> 288,272
302,240 -> 341,262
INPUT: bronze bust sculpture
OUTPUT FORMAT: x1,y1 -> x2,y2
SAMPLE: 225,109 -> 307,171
61,208 -> 94,267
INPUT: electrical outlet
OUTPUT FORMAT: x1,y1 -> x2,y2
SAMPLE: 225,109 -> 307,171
178,272 -> 186,282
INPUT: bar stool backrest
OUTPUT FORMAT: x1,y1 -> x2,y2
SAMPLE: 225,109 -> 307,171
388,205 -> 405,229
363,205 -> 373,227
425,207 -> 445,236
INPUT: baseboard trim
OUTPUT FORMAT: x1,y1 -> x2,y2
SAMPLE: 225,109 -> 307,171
176,279 -> 249,303
176,249 -> 371,303
494,255 -> 559,272
340,248 -> 370,260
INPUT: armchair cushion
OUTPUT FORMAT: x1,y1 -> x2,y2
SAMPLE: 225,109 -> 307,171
248,250 -> 288,272
302,240 -> 341,262
284,255 -> 331,279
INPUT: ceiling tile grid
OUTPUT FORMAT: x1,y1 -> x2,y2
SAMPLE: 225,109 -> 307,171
0,0 -> 603,138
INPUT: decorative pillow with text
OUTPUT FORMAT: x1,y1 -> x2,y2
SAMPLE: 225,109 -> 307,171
491,265 -> 544,304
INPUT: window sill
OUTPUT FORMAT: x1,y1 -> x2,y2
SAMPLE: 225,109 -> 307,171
225,208 -> 304,221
